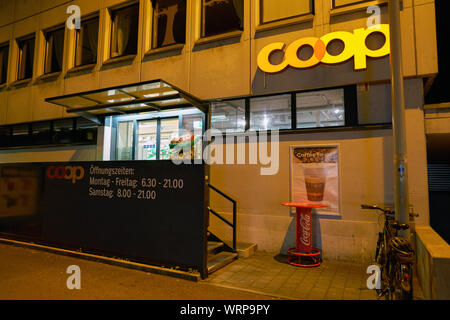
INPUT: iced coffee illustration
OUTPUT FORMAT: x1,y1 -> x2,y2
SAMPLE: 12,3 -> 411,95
303,167 -> 326,201
292,147 -> 338,207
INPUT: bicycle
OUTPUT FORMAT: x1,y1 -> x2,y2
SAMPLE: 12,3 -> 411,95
361,204 -> 416,300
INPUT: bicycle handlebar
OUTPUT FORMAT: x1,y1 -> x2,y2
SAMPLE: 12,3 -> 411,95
361,204 -> 419,218
361,204 -> 394,216
361,204 -> 380,210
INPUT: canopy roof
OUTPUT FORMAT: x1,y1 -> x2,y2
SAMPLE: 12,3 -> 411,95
45,79 -> 206,122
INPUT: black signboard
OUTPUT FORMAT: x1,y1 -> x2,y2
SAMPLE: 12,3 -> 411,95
0,161 -> 207,277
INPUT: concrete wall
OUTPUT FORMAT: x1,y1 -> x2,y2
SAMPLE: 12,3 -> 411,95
0,144 -> 97,163
209,78 -> 430,262
416,226 -> 450,299
0,0 -> 438,124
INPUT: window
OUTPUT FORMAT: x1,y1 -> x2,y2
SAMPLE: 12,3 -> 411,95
75,17 -> 99,67
0,44 -> 9,84
210,87 -> 354,133
54,118 -> 75,144
152,0 -> 186,48
182,113 -> 203,134
211,99 -> 246,132
159,118 -> 179,159
136,118 -> 179,160
0,117 -> 97,149
332,0 -> 370,8
249,94 -> 291,131
201,0 -> 243,38
17,36 -> 35,80
260,0 -> 312,24
110,4 -> 139,58
44,27 -> 65,74
296,89 -> 345,128
182,113 -> 203,158
117,121 -> 134,160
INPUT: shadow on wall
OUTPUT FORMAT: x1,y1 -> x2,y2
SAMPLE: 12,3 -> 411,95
0,145 -> 97,164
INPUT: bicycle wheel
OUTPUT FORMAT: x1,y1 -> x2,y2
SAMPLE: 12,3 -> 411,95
375,232 -> 384,263
375,241 -> 388,298
392,262 -> 413,300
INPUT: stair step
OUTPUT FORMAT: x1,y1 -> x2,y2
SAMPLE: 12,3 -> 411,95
207,251 -> 238,274
207,241 -> 224,255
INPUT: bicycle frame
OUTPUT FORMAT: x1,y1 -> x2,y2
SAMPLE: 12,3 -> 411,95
362,204 -> 414,300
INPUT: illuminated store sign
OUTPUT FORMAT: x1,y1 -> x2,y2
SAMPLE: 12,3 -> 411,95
257,24 -> 390,73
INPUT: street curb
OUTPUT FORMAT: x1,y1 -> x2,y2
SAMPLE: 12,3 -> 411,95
0,237 -> 201,282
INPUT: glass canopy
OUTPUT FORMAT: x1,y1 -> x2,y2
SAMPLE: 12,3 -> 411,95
45,79 -> 206,117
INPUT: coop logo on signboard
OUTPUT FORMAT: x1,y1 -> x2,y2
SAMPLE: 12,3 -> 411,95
257,24 -> 390,73
46,165 -> 85,183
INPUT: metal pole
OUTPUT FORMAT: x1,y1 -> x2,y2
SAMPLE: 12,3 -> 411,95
388,0 -> 410,237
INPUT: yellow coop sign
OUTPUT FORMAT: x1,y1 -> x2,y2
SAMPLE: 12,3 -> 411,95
257,24 -> 390,73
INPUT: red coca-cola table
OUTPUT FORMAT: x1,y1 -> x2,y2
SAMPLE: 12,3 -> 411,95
282,202 -> 328,267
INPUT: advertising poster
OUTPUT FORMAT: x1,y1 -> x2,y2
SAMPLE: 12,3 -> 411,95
0,166 -> 39,218
290,145 -> 340,215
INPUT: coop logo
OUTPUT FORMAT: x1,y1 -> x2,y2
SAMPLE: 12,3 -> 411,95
257,24 -> 390,73
46,165 -> 85,184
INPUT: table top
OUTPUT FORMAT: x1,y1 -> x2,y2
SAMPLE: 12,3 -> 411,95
281,202 -> 328,208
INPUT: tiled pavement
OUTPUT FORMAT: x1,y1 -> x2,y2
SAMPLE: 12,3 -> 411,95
204,252 -> 379,300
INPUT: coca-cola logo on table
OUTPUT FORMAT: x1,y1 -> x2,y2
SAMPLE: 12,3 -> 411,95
300,214 -> 312,246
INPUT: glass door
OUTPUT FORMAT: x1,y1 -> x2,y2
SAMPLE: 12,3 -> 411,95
137,120 -> 158,160
159,118 -> 180,160
117,121 -> 134,160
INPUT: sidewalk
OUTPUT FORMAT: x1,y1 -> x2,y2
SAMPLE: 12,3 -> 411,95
0,242 -> 277,300
0,240 -> 423,300
204,253 -> 380,300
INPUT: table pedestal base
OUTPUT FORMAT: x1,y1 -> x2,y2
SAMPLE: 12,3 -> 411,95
287,247 -> 321,267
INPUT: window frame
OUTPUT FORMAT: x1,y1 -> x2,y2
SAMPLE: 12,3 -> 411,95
43,26 -> 66,75
151,0 -> 187,50
16,35 -> 36,81
0,43 -> 9,85
200,0 -> 244,39
209,85 -> 361,134
332,0 -> 372,9
109,2 -> 140,59
259,0 -> 314,26
74,15 -> 100,68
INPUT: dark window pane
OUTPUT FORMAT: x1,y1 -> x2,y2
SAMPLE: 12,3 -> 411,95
31,122 -> 50,135
250,95 -> 291,131
54,118 -> 75,132
54,118 -> 75,144
202,0 -> 243,38
76,118 -> 98,129
296,89 -> 345,128
0,45 -> 9,84
17,37 -> 35,80
153,0 -> 186,48
211,99 -> 246,132
44,27 -> 65,74
75,17 -> 99,67
110,4 -> 139,58
32,122 -> 52,145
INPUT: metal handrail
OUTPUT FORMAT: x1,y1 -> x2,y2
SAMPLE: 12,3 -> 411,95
207,184 -> 237,252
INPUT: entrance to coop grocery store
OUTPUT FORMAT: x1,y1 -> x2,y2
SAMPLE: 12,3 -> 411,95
45,79 -> 240,277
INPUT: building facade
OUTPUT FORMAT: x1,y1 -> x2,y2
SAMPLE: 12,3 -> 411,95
0,0 -> 439,263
